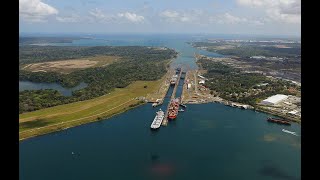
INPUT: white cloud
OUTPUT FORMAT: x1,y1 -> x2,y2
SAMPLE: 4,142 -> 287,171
19,0 -> 58,22
216,13 -> 248,24
89,8 -> 115,22
56,14 -> 81,23
88,9 -> 144,23
160,10 -> 179,19
237,0 -> 301,24
118,12 -> 145,23
209,13 -> 264,26
159,10 -> 194,23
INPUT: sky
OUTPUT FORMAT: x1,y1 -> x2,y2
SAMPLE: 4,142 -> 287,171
19,0 -> 301,36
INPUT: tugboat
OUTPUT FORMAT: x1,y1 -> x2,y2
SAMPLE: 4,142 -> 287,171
267,117 -> 291,125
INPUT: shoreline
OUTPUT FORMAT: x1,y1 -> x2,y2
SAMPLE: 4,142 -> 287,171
184,100 -> 301,124
181,70 -> 300,124
19,77 -> 169,141
19,56 -> 178,141
19,101 -> 146,141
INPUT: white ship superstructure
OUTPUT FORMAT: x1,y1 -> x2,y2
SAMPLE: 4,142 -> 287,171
150,109 -> 164,129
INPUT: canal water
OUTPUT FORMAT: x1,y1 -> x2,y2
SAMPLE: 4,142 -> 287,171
19,34 -> 301,180
19,81 -> 88,96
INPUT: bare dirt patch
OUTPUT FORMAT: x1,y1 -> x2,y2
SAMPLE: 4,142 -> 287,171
23,55 -> 121,74
273,45 -> 292,48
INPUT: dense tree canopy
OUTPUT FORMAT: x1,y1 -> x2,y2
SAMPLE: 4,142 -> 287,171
197,59 -> 299,106
19,46 -> 177,113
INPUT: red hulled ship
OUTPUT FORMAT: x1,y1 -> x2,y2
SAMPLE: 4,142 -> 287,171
267,117 -> 291,125
167,98 -> 180,120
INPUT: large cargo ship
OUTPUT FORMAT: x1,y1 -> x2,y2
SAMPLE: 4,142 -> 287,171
282,129 -> 299,136
168,98 -> 180,120
151,109 -> 164,129
170,75 -> 178,86
267,117 -> 291,125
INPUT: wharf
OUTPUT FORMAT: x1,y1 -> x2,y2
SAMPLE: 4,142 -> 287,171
162,69 -> 183,126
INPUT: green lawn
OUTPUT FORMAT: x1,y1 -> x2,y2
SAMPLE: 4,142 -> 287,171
19,78 -> 164,140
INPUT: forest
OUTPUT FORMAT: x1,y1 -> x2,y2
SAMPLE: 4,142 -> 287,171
197,59 -> 299,106
19,46 -> 177,113
191,41 -> 301,58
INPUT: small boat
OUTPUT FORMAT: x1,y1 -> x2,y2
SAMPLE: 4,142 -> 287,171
267,117 -> 291,125
179,104 -> 187,108
282,129 -> 299,136
178,109 -> 185,112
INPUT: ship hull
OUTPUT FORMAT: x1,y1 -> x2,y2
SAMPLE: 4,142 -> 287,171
167,98 -> 180,120
267,118 -> 291,125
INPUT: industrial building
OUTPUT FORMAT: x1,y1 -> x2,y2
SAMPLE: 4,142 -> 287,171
187,83 -> 192,89
260,94 -> 288,105
199,80 -> 205,85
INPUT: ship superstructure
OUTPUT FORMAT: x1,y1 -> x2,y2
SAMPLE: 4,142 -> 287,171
151,109 -> 165,129
170,75 -> 178,86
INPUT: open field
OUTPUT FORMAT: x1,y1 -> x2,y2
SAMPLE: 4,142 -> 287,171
21,55 -> 121,74
146,70 -> 174,102
19,76 -> 166,140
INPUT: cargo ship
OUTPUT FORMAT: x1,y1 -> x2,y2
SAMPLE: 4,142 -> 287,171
170,75 -> 178,86
282,129 -> 298,136
267,117 -> 291,125
168,98 -> 180,120
151,109 -> 165,129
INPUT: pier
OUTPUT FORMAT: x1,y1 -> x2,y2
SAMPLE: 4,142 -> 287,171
162,69 -> 183,126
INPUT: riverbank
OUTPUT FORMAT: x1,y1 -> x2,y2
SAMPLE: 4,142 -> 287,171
19,74 -> 170,141
145,58 -> 176,103
181,70 -> 300,123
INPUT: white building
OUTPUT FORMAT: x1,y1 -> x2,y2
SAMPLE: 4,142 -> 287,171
199,80 -> 205,84
187,83 -> 192,89
260,94 -> 288,105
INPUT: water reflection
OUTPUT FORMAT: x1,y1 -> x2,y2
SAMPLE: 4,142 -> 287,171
19,81 -> 88,96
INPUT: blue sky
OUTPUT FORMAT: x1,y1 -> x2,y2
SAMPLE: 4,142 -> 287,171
19,0 -> 301,36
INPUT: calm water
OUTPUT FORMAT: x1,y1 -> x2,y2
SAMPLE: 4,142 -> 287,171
44,34 -> 224,70
20,34 -> 300,180
19,81 -> 87,96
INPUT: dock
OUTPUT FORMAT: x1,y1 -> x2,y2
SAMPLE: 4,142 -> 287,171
162,69 -> 183,126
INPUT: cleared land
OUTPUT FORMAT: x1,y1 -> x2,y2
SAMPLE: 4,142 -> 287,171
19,76 -> 166,140
22,55 -> 121,74
146,70 -> 175,102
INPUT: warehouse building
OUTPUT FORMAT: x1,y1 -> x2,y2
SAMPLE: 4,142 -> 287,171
260,94 -> 288,105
